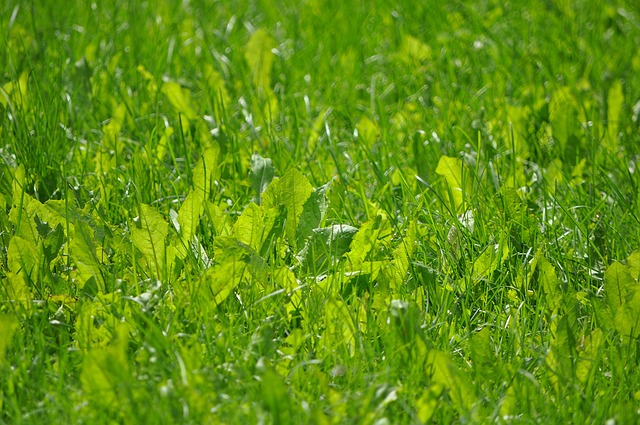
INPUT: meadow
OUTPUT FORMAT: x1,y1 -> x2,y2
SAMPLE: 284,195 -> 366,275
1,0 -> 640,423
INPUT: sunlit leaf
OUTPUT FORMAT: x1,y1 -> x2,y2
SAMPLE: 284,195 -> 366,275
161,81 -> 198,121
250,153 -> 275,204
262,168 -> 314,247
70,221 -> 106,292
132,204 -> 168,278
0,314 -> 19,367
245,28 -> 276,90
606,79 -> 624,150
435,155 -> 471,211
192,145 -> 220,204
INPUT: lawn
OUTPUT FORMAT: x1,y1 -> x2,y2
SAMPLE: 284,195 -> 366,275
1,0 -> 640,423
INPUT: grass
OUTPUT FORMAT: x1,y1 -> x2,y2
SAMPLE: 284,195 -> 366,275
1,0 -> 640,423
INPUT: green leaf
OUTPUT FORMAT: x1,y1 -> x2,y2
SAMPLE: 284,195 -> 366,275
549,86 -> 578,150
346,214 -> 391,266
262,168 -> 314,247
70,221 -> 106,292
176,190 -> 202,258
426,350 -> 474,412
470,242 -> 509,282
0,314 -> 19,367
161,81 -> 198,121
80,323 -> 130,410
234,202 -> 267,252
192,146 -> 220,204
626,250 -> 640,282
296,224 -> 358,274
606,79 -> 624,150
205,258 -> 246,308
245,28 -> 276,90
538,257 -> 562,313
295,182 -> 329,247
203,64 -> 230,119
8,235 -> 38,278
250,153 -> 275,204
605,261 -> 634,311
132,204 -> 169,278
435,155 -> 471,211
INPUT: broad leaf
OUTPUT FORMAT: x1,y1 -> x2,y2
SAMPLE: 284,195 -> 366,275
250,153 -> 275,204
161,81 -> 198,121
435,155 -> 471,211
132,204 -> 169,278
70,221 -> 105,292
262,168 -> 314,247
0,315 -> 19,367
192,146 -> 220,204
245,28 -> 276,90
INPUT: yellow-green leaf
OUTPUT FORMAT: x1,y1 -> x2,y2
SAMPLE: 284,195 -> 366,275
245,28 -> 276,90
262,168 -> 314,247
132,204 -> 169,278
161,81 -> 198,121
70,221 -> 106,291
435,155 -> 471,211
0,314 -> 19,367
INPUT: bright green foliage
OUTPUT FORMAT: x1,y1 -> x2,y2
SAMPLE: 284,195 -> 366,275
245,28 -> 276,92
2,0 -> 640,424
262,168 -> 314,248
435,155 -> 471,212
131,204 -> 169,279
70,221 -> 105,292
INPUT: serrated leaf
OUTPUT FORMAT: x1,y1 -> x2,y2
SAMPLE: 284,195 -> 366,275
132,204 -> 168,278
245,28 -> 276,90
262,168 -> 314,247
70,221 -> 105,292
161,81 -> 198,121
250,154 -> 275,204
435,155 -> 470,211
